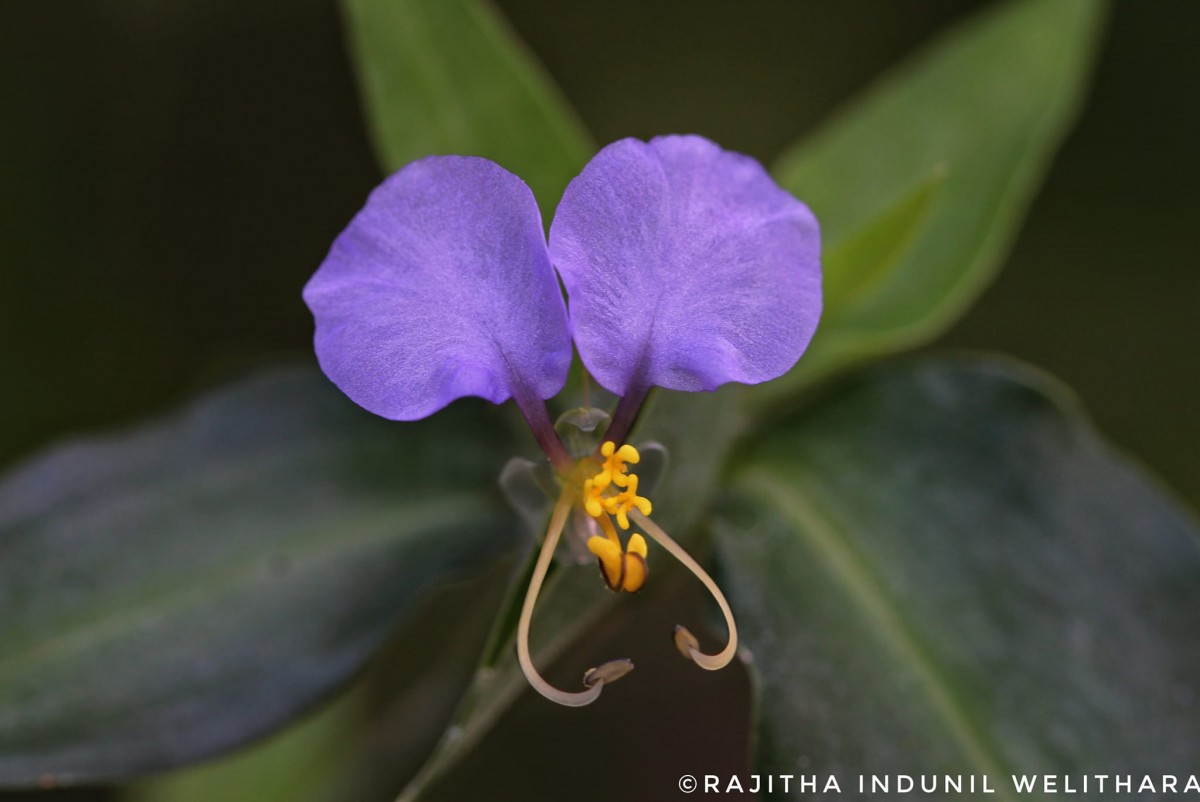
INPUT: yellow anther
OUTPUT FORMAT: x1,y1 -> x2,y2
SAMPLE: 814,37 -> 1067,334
586,532 -> 650,593
587,536 -> 625,589
595,441 -> 640,489
621,533 -> 648,593
582,476 -> 606,518
603,473 -> 653,530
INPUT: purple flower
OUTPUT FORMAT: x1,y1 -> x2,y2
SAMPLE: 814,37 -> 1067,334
304,135 -> 821,706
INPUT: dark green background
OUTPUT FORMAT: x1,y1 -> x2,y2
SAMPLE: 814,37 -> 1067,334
1,2 -> 1196,799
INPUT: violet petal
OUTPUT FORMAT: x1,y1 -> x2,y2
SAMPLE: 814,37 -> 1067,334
303,156 -> 570,420
549,135 -> 822,396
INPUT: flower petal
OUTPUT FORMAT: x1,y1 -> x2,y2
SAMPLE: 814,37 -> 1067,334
304,157 -> 571,420
549,135 -> 821,396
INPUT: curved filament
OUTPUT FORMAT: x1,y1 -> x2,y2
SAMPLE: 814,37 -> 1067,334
517,490 -> 633,706
630,509 -> 738,670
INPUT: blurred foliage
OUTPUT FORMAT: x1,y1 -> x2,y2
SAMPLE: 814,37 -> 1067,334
720,356 -> 1200,797
127,561 -> 516,802
764,0 -> 1105,395
0,366 -> 520,785
341,0 -> 591,211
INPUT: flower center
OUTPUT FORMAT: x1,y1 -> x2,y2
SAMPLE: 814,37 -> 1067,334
514,428 -> 739,708
578,441 -> 652,593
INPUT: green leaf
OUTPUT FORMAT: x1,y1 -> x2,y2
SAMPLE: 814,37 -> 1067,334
128,562 -> 515,802
127,687 -> 362,802
340,0 -> 593,210
716,357 -> 1200,796
0,365 -> 520,786
821,166 -> 946,315
763,0 -> 1107,398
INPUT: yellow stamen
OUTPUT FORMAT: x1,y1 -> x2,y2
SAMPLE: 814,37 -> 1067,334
603,473 -> 652,530
587,536 -> 625,589
621,533 -> 648,592
582,476 -> 606,518
586,531 -> 650,593
577,440 -> 653,592
595,440 -> 641,489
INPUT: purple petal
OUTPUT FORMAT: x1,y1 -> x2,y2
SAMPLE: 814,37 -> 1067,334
303,157 -> 570,420
549,135 -> 821,396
